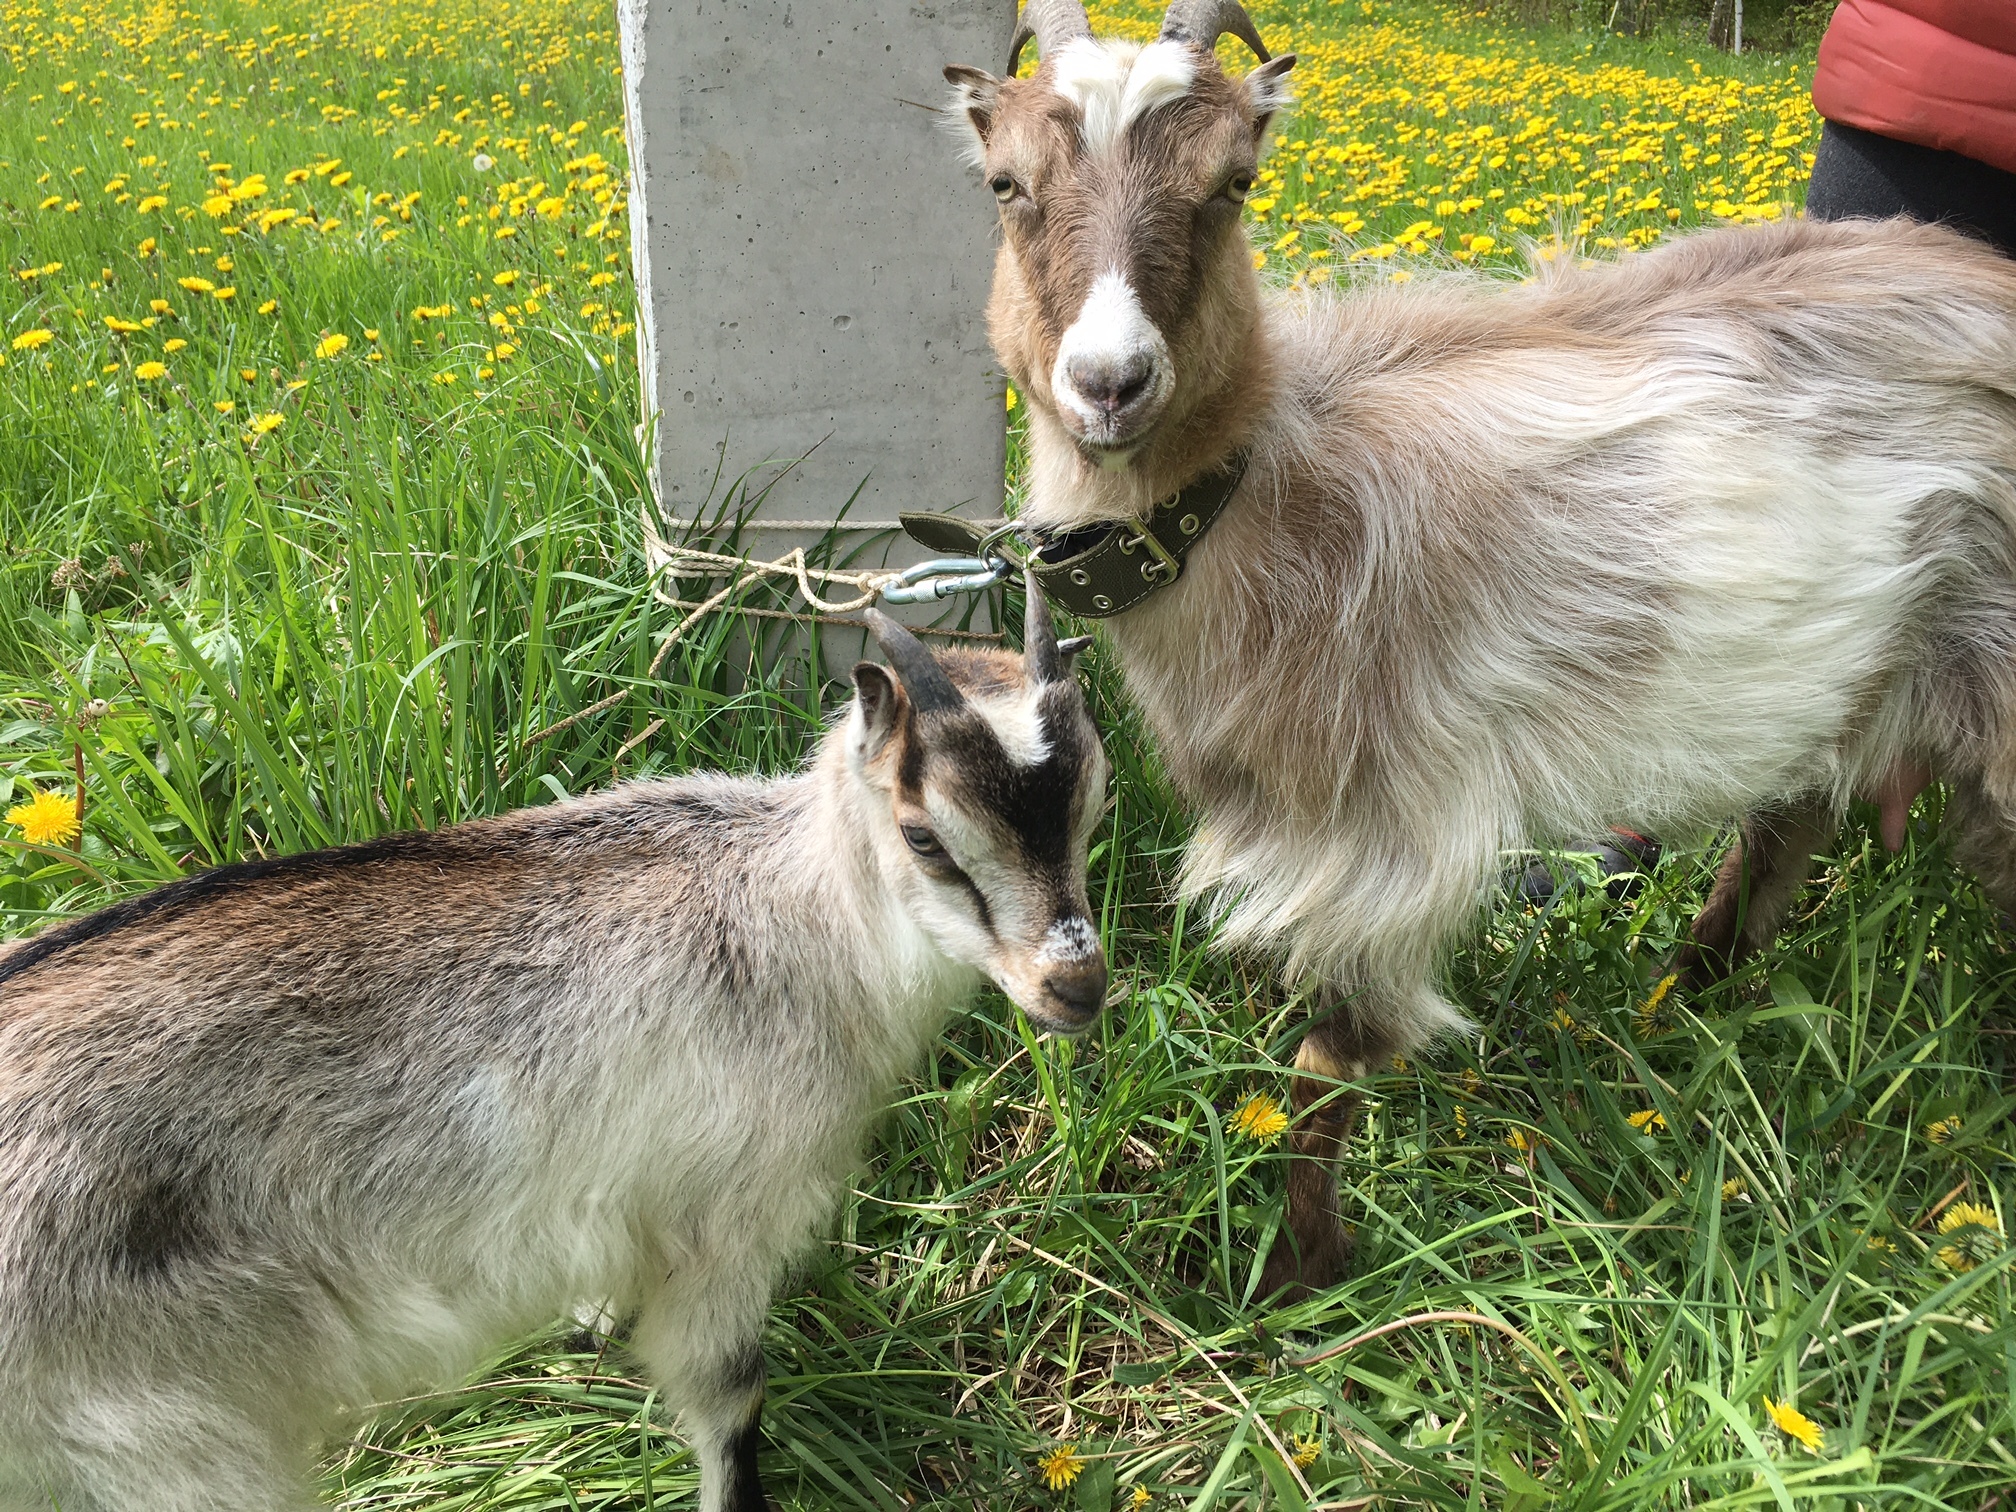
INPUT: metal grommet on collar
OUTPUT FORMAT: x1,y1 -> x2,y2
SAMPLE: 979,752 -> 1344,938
1070,567 -> 1091,586
1092,593 -> 1113,612
1179,513 -> 1200,535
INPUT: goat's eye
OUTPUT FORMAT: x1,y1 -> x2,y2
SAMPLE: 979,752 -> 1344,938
989,173 -> 1017,203
902,825 -> 945,858
1224,173 -> 1255,203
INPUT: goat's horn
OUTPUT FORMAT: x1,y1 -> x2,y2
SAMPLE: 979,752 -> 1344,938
1007,0 -> 1092,76
1157,0 -> 1271,61
1023,571 -> 1064,682
865,608 -> 967,715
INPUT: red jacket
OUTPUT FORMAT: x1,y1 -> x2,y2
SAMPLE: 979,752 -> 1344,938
1812,0 -> 2016,175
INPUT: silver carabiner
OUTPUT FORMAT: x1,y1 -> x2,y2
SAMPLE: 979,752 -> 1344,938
880,553 -> 1016,604
878,522 -> 1028,605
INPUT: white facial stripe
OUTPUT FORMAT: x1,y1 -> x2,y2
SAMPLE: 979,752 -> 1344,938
1035,916 -> 1099,966
976,685 -> 1051,769
1050,269 -> 1173,427
1053,38 -> 1195,154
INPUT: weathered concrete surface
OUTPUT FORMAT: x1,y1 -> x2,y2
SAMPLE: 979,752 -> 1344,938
619,0 -> 1014,594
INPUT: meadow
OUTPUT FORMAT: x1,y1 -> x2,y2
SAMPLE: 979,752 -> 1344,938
2,0 -> 2012,1506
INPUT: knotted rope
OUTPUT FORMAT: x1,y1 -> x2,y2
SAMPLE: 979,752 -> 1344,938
519,523 -> 1000,749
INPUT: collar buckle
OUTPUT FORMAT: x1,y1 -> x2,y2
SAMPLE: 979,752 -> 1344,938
1117,525 -> 1182,585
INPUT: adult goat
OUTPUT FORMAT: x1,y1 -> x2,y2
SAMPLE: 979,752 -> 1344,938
943,0 -> 2016,1296
0,587 -> 1107,1512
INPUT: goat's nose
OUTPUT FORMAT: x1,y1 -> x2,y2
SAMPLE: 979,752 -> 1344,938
1066,351 -> 1154,416
1043,959 -> 1108,1018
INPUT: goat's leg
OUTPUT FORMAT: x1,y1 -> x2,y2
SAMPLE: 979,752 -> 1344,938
1942,774 -> 2016,920
1672,800 -> 1837,993
633,1278 -> 774,1512
1258,991 -> 1398,1302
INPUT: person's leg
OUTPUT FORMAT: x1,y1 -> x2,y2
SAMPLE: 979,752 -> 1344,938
1806,119 -> 2016,257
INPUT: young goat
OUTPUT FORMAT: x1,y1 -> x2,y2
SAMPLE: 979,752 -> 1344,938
947,0 -> 2016,1295
0,588 -> 1108,1512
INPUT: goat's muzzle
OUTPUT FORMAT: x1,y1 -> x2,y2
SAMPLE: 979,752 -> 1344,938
1033,956 -> 1109,1033
1067,351 -> 1156,421
1049,270 -> 1177,461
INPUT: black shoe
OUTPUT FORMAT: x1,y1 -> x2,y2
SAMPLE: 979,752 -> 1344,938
1516,829 -> 1661,906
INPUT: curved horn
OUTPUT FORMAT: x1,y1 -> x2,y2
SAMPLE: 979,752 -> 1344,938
865,608 -> 967,715
1158,0 -> 1271,61
1023,571 -> 1063,682
1007,0 -> 1092,76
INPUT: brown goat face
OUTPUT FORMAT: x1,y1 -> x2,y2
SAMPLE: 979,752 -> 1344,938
947,42 -> 1294,468
851,651 -> 1110,1035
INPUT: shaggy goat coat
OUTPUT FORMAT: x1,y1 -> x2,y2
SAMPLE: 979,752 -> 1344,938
956,8 -> 2016,1294
0,619 -> 1108,1512
1102,218 -> 2016,1052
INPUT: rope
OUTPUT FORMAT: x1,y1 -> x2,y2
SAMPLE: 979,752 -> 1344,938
518,524 -> 1002,749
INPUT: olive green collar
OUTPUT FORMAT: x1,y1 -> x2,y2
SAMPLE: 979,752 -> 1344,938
900,451 -> 1248,620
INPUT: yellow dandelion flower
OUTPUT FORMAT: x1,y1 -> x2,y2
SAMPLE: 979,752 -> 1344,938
1641,973 -> 1678,1015
258,301 -> 278,316
1506,1128 -> 1536,1154
11,329 -> 55,351
134,361 -> 167,380
1626,1109 -> 1667,1134
104,317 -> 142,334
493,269 -> 520,286
1131,1487 -> 1150,1510
1762,1397 -> 1823,1454
150,300 -> 174,317
213,400 -> 235,413
1940,1202 -> 1998,1233
1036,1444 -> 1085,1492
284,168 -> 310,185
1934,1201 -> 2003,1272
162,339 -> 186,353
315,333 -> 350,359
213,287 -> 236,302
1230,1093 -> 1289,1144
202,195 -> 233,217
245,412 -> 284,436
177,277 -> 215,294
433,370 -> 459,386
364,329 -> 381,342
239,368 -> 258,381
1925,1115 -> 1962,1144
1721,1176 -> 1747,1200
6,789 -> 79,847
1290,1434 -> 1321,1468
1006,385 -> 1018,411
137,194 -> 168,213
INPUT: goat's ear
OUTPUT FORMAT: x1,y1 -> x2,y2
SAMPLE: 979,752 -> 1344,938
851,662 -> 906,756
944,63 -> 1003,156
1057,635 -> 1092,666
1244,53 -> 1295,144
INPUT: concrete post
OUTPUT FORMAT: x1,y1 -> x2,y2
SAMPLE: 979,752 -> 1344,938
618,0 -> 1015,664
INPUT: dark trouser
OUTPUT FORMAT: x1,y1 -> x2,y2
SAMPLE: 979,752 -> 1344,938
1806,119 -> 2016,257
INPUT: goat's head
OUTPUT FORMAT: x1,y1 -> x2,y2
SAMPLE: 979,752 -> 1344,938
946,0 -> 1293,472
851,580 -> 1109,1034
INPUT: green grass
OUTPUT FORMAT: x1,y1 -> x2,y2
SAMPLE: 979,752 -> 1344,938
4,0 -> 2014,1505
